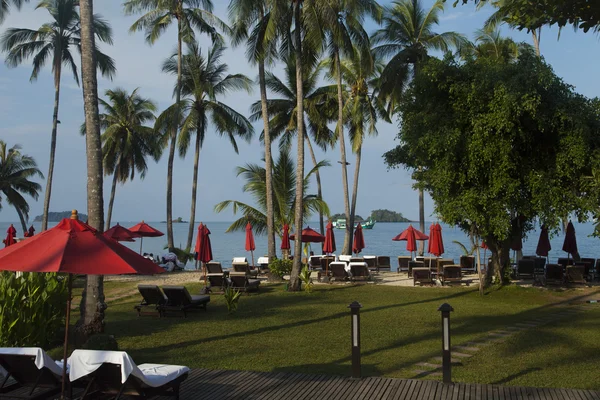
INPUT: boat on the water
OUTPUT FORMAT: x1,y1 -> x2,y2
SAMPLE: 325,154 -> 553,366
332,218 -> 376,230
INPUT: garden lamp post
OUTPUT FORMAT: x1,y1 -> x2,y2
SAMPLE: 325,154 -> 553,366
438,303 -> 454,384
348,301 -> 362,379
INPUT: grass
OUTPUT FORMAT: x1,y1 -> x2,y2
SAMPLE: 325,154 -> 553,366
66,280 -> 600,390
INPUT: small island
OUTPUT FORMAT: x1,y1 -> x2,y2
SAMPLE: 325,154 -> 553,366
329,209 -> 411,223
160,217 -> 188,223
34,211 -> 88,222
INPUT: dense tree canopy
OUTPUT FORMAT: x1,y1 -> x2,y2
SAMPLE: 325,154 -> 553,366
385,51 -> 600,282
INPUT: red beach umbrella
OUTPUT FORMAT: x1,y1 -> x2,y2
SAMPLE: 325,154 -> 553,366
290,226 -> 325,243
195,223 -> 213,263
3,224 -> 16,247
562,221 -> 578,259
281,224 -> 291,251
536,225 -> 551,257
0,210 -> 163,397
435,223 -> 444,256
23,225 -> 35,238
510,236 -> 523,251
427,223 -> 436,255
104,223 -> 139,242
393,225 -> 429,258
353,224 -> 365,254
428,223 -> 444,257
480,241 -> 488,250
245,222 -> 256,267
129,220 -> 164,254
323,221 -> 336,254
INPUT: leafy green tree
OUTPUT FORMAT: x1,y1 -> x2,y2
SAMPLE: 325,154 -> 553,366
124,0 -> 229,250
94,88 -> 162,228
0,141 -> 43,233
372,0 -> 467,255
370,209 -> 409,222
459,27 -> 531,62
1,0 -> 115,231
384,51 -> 600,284
161,42 -> 254,252
215,149 -> 330,237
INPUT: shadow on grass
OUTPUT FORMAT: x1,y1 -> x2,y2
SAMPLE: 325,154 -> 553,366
491,368 -> 542,385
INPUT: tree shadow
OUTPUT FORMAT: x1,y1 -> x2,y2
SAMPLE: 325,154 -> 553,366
491,368 -> 542,385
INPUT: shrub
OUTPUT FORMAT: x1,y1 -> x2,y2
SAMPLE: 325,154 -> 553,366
299,266 -> 313,293
223,287 -> 242,314
82,334 -> 119,351
0,272 -> 68,348
268,258 -> 292,279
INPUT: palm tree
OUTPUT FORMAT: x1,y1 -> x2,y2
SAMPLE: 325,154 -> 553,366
228,0 -> 288,263
215,148 -> 330,236
161,42 -> 254,252
372,0 -> 467,254
460,27 -> 532,62
95,88 -> 162,228
124,0 -> 229,250
1,0 -> 116,231
249,53 -> 337,236
0,0 -> 28,24
0,141 -> 43,233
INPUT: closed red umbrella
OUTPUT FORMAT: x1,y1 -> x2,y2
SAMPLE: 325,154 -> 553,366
129,220 -> 164,254
480,241 -> 488,249
290,226 -> 325,243
353,224 -> 365,254
323,221 -> 336,254
536,225 -> 551,257
3,224 -> 16,247
104,223 -> 139,242
562,221 -> 578,259
245,222 -> 256,267
24,225 -> 35,238
427,223 -> 436,255
481,241 -> 489,268
510,236 -> 523,251
428,223 -> 444,257
393,225 -> 429,258
0,210 -> 163,396
435,223 -> 444,255
195,223 -> 213,263
281,224 -> 291,251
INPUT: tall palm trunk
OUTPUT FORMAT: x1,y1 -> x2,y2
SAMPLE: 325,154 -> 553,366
349,146 -> 362,251
15,208 -> 27,234
78,0 -> 106,339
105,170 -> 118,228
335,50 -> 352,254
259,56 -> 276,260
185,125 -> 202,251
166,16 -> 183,250
532,28 -> 541,57
304,130 -> 324,236
289,0 -> 305,291
418,184 -> 425,255
41,59 -> 62,231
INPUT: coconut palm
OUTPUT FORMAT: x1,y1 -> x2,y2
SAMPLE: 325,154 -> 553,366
249,53 -> 337,236
228,0 -> 288,262
124,0 -> 229,250
215,148 -> 330,236
372,0 -> 467,254
1,0 -> 115,231
460,27 -> 532,62
161,42 -> 254,252
91,88 -> 162,228
0,141 -> 43,233
0,0 -> 28,24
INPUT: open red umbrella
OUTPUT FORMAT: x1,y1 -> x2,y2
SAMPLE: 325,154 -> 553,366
245,222 -> 256,267
23,225 -> 35,238
353,224 -> 365,254
536,225 -> 551,257
562,221 -> 578,259
129,220 -> 164,254
3,224 -> 16,247
0,210 -> 163,397
393,225 -> 429,258
290,226 -> 325,243
104,223 -> 139,242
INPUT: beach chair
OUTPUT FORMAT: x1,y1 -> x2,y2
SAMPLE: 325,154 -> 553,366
460,256 -> 476,275
442,265 -> 463,285
349,262 -> 370,282
557,257 -> 573,270
256,257 -> 270,274
566,265 -> 586,285
329,262 -> 349,282
232,262 -> 258,278
134,285 -> 167,317
376,256 -> 391,272
69,350 -> 188,400
206,262 -> 224,274
413,267 -> 433,286
408,261 -> 424,278
579,258 -> 595,279
364,256 -> 377,272
436,258 -> 454,277
309,255 -> 322,270
517,259 -> 535,280
545,264 -> 564,285
206,274 -> 228,294
397,256 -> 411,274
228,272 -> 260,293
161,286 -> 210,317
0,348 -> 63,400
338,255 -> 352,264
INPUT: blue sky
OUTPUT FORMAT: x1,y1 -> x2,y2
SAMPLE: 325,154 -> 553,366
0,0 -> 599,224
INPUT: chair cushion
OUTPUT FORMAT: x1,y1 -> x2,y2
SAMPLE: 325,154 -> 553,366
189,295 -> 210,304
0,347 -> 63,376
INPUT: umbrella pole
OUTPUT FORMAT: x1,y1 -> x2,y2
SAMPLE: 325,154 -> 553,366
61,273 -> 73,399
139,237 -> 143,254
251,250 -> 255,270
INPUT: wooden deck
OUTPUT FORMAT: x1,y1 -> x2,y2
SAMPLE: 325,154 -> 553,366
172,368 -> 600,400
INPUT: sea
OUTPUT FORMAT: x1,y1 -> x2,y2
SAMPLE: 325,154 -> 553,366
1,220 -> 599,270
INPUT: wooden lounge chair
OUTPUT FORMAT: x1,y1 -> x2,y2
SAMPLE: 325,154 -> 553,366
517,259 -> 535,280
376,256 -> 391,272
557,257 -> 574,270
545,263 -> 564,285
320,256 -> 335,271
329,262 -> 349,282
309,256 -> 322,270
161,286 -> 210,317
578,258 -> 595,279
460,256 -> 476,275
206,262 -> 224,274
364,256 -> 377,272
206,273 -> 228,294
232,262 -> 258,278
397,256 -> 411,274
436,259 -> 454,277
566,265 -> 586,285
0,348 -> 63,400
349,262 -> 370,282
134,285 -> 167,317
408,261 -> 424,278
442,265 -> 463,285
413,267 -> 433,286
69,350 -> 188,400
228,272 -> 260,293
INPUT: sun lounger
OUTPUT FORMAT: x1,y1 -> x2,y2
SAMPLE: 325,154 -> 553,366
232,257 -> 247,263
320,256 -> 335,272
0,348 -> 63,400
206,274 -> 228,294
161,286 -> 210,317
349,262 -> 370,282
349,257 -> 363,263
460,256 -> 476,275
363,256 -> 377,271
69,350 -> 188,400
309,255 -> 322,270
566,265 -> 586,285
397,256 -> 411,274
578,258 -> 595,279
232,262 -> 258,278
338,255 -> 352,264
442,265 -> 462,285
545,263 -> 564,285
517,259 -> 535,280
413,267 -> 433,286
408,261 -> 424,278
376,256 -> 391,272
134,285 -> 167,317
329,262 -> 349,282
228,272 -> 260,293
206,262 -> 225,274
557,257 -> 574,270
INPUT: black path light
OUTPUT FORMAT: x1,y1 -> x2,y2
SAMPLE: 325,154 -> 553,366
438,303 -> 454,384
348,301 -> 362,379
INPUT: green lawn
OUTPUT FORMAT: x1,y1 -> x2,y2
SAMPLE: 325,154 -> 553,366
89,282 -> 599,389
